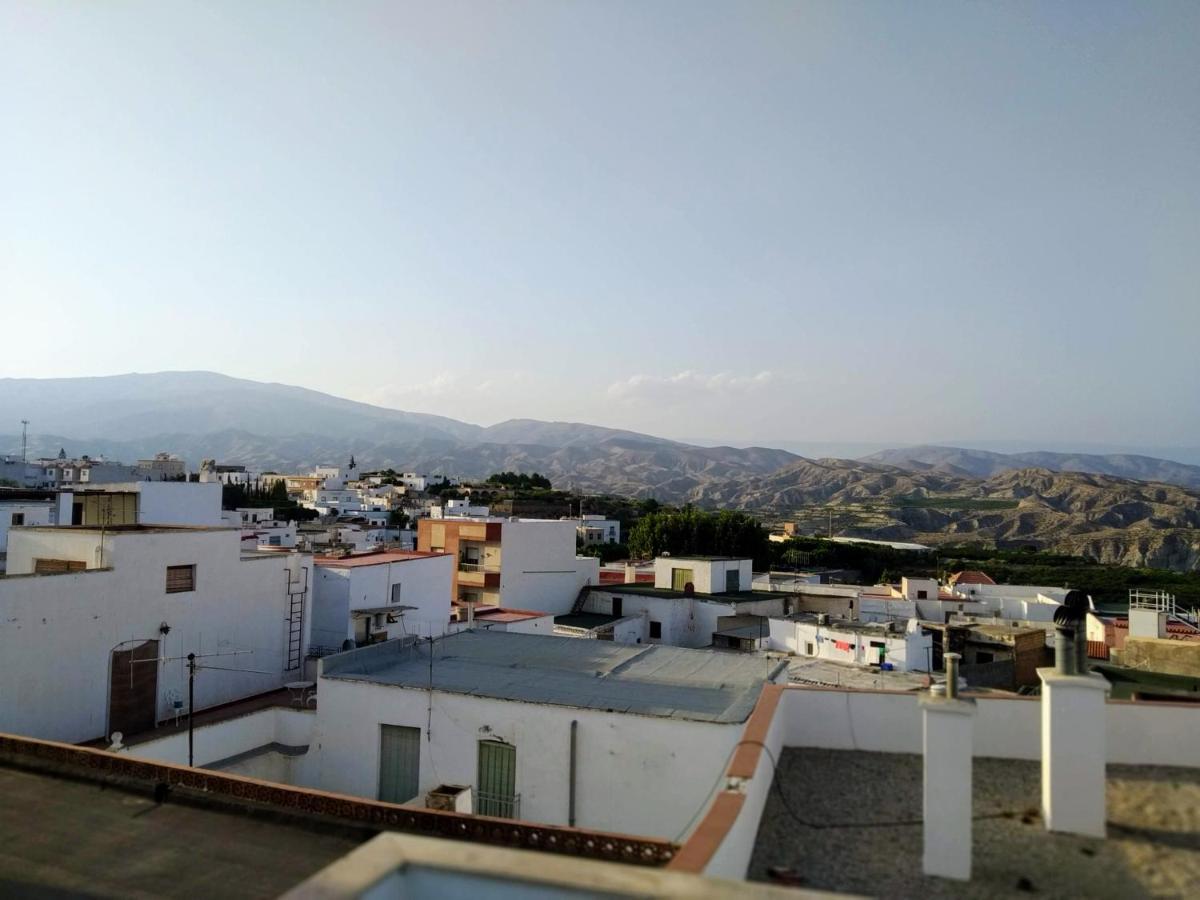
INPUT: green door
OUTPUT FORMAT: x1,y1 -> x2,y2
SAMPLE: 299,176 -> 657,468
477,740 -> 517,818
379,725 -> 421,804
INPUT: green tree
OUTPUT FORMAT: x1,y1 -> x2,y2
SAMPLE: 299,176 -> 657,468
626,508 -> 769,566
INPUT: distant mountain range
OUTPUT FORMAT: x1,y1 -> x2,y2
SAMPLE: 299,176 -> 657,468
0,372 -> 797,498
862,445 -> 1200,490
3,372 -> 1198,570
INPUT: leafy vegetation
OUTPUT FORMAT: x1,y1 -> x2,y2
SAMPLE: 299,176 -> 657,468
425,477 -> 463,500
627,508 -> 770,566
221,481 -> 319,522
576,541 -> 631,563
486,471 -> 552,490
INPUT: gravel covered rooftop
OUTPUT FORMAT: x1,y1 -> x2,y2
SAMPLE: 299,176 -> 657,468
749,748 -> 1200,897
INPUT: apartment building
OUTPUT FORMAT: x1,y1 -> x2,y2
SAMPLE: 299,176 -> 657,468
416,517 -> 598,614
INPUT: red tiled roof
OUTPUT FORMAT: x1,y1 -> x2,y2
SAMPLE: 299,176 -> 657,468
948,570 -> 996,586
474,608 -> 551,623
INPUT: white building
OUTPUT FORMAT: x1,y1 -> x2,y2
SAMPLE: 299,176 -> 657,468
576,515 -> 620,546
311,550 -> 454,649
221,508 -> 299,550
768,613 -> 932,672
944,579 -> 1069,623
417,517 -> 599,614
0,524 -> 312,744
313,631 -> 787,837
136,453 -> 187,480
58,481 -> 225,528
34,453 -> 141,488
430,499 -> 490,519
450,604 -> 556,635
0,492 -> 56,557
576,557 -> 787,648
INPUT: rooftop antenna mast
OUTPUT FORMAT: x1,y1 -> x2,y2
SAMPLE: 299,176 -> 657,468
131,646 -> 262,766
20,419 -> 29,463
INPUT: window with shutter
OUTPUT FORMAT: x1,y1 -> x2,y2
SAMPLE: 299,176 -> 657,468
166,565 -> 196,593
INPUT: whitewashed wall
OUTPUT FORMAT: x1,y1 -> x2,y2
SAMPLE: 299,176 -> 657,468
498,521 -> 598,614
776,688 -> 1200,767
0,503 -> 54,553
0,529 -> 311,743
313,675 -> 742,839
312,555 -> 453,647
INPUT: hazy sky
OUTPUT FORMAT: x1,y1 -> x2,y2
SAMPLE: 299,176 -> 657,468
2,1 -> 1197,446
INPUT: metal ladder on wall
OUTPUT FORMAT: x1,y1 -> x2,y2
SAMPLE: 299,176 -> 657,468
285,567 -> 310,671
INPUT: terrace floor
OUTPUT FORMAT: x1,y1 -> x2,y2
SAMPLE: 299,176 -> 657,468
749,748 -> 1200,898
0,762 -> 366,899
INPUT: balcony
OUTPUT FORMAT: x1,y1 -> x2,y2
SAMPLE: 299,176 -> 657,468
458,560 -> 500,588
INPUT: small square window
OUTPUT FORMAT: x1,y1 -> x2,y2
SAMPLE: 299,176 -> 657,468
166,565 -> 196,593
917,590 -> 928,600
649,621 -> 662,640
11,513 -> 24,526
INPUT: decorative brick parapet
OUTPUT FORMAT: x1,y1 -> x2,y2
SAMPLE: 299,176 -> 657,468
0,732 -> 676,867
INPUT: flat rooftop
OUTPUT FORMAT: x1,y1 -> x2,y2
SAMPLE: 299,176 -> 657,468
323,631 -> 787,724
775,613 -> 906,635
749,748 -> 1200,897
315,550 -> 447,568
555,611 -> 624,629
19,524 -> 232,534
588,583 -> 774,604
0,760 -> 366,899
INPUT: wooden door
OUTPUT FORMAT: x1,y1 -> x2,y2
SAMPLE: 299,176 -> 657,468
108,640 -> 159,739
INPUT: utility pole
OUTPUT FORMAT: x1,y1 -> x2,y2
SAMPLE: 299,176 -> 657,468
187,653 -> 196,767
20,420 -> 28,463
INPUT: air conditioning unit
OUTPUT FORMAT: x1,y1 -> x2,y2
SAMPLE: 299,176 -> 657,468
426,784 -> 473,814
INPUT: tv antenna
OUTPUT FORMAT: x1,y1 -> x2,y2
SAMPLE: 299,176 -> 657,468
20,420 -> 29,463
127,646 -> 268,766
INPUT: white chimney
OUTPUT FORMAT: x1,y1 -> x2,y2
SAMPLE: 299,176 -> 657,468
920,653 -> 976,880
1039,668 -> 1110,837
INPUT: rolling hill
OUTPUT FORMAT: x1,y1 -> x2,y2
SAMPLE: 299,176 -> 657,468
864,444 -> 1200,490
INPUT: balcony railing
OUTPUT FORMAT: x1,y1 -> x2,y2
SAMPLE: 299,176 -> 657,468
475,789 -> 520,819
458,561 -> 499,573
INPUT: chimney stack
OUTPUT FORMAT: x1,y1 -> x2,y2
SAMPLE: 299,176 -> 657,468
1040,590 -> 1109,837
920,652 -> 976,880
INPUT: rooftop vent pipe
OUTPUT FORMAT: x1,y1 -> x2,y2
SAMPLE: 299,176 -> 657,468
1052,590 -> 1089,675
